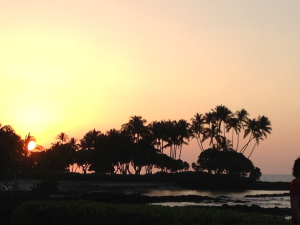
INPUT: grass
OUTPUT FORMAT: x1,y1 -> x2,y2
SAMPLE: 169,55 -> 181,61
13,200 -> 290,225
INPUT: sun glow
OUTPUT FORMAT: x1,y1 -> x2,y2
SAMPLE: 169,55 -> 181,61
28,141 -> 36,151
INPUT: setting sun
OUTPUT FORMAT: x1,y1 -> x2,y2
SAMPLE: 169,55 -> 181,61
28,141 -> 36,151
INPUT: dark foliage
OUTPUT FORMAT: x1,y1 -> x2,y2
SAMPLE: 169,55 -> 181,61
12,201 -> 289,225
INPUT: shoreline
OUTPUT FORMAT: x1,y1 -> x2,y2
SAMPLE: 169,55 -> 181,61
0,179 -> 292,224
0,179 -> 291,192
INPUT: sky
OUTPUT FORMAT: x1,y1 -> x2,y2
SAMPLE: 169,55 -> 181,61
1,0 -> 300,174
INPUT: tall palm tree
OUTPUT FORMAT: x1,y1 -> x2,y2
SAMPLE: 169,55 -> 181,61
177,119 -> 191,160
226,117 -> 241,151
68,137 -> 79,150
236,109 -> 249,128
240,118 -> 258,154
202,123 -> 220,148
235,109 -> 249,151
148,120 -> 166,171
247,131 -> 263,158
56,132 -> 69,144
190,113 -> 206,152
204,112 -> 215,131
211,105 -> 232,139
164,120 -> 177,160
247,115 -> 272,158
80,129 -> 101,150
121,116 -> 147,143
257,115 -> 272,138
121,116 -> 147,174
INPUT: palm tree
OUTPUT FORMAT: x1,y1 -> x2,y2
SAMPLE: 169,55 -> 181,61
121,116 -> 147,143
215,136 -> 233,151
148,120 -> 167,171
202,123 -> 220,148
190,113 -> 206,152
257,115 -> 272,138
121,116 -> 147,174
226,117 -> 241,151
80,129 -> 101,150
211,105 -> 232,139
236,109 -> 249,128
56,132 -> 69,144
247,115 -> 272,158
204,112 -> 215,130
177,119 -> 191,160
68,138 -> 79,150
235,109 -> 249,151
240,118 -> 258,154
247,131 -> 263,158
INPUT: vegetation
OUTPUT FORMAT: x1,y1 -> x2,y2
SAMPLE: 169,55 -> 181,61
0,105 -> 271,180
12,201 -> 289,225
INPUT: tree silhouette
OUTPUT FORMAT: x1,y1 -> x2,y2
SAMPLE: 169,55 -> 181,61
235,109 -> 249,151
202,123 -> 220,147
211,105 -> 232,149
122,116 -> 147,174
56,132 -> 69,144
0,105 -> 270,177
177,119 -> 191,160
0,125 -> 24,185
190,113 -> 206,152
226,117 -> 241,150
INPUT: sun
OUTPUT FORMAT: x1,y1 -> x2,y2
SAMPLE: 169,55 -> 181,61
28,141 -> 36,151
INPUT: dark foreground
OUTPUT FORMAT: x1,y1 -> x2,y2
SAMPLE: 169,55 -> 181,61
0,172 -> 291,224
0,186 -> 291,225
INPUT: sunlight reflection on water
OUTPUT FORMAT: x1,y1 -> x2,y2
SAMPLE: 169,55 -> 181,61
122,189 -> 290,209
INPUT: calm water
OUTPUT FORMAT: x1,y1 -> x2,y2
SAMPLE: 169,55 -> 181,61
260,174 -> 293,182
123,174 -> 293,209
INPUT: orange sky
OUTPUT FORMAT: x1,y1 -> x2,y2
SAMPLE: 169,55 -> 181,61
1,1 -> 300,174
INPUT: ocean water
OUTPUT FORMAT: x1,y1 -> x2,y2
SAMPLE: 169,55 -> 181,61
260,174 -> 293,182
129,174 -> 293,210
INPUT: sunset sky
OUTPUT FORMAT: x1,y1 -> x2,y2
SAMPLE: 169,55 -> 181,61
1,1 -> 299,174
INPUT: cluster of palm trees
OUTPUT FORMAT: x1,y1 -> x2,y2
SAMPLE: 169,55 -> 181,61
190,105 -> 272,158
31,123 -> 191,175
0,105 -> 271,176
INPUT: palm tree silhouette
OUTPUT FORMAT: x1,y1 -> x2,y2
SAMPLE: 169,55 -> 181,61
247,115 -> 272,158
177,119 -> 191,160
211,105 -> 232,139
235,109 -> 249,151
202,123 -> 220,148
148,120 -> 167,171
204,112 -> 215,131
81,129 -> 101,150
122,116 -> 147,143
190,113 -> 206,152
226,117 -> 241,151
56,132 -> 69,144
236,109 -> 249,128
257,115 -> 272,138
122,116 -> 147,174
240,118 -> 258,154
247,131 -> 263,158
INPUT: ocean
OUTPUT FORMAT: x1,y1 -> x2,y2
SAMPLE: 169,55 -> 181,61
131,174 -> 293,210
260,174 -> 293,182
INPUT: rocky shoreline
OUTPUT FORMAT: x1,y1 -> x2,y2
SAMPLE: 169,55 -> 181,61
0,179 -> 292,224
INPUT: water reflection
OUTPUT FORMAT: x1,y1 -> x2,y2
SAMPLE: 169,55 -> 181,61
121,189 -> 290,209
